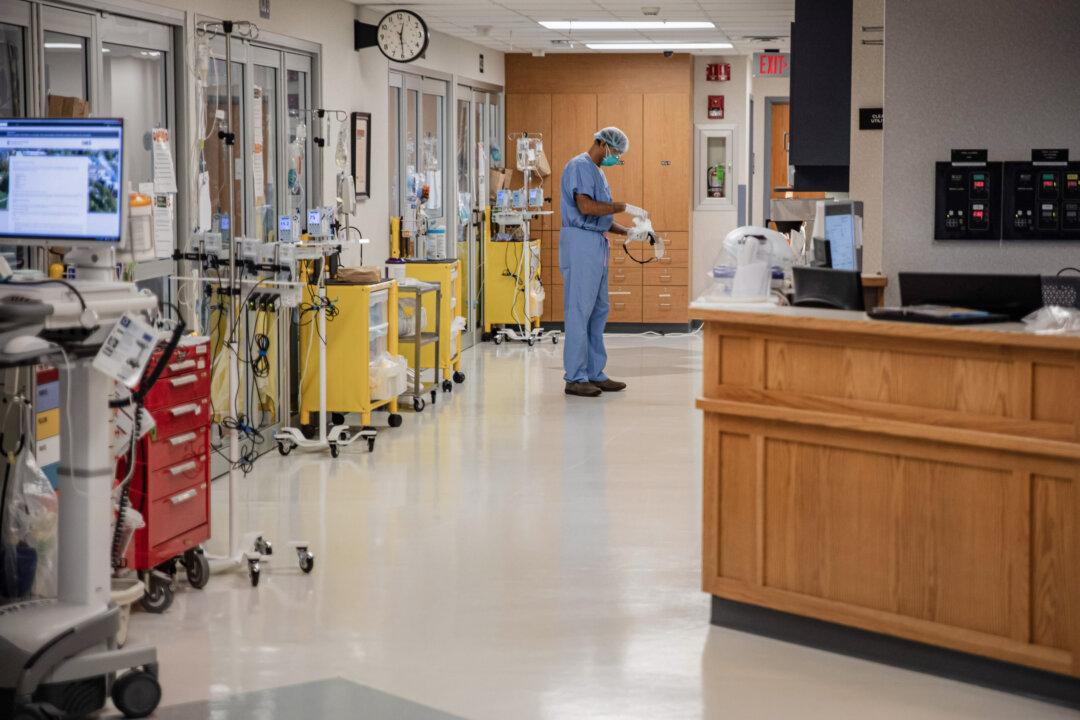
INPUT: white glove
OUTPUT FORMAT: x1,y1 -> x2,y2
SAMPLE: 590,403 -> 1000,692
623,203 -> 648,219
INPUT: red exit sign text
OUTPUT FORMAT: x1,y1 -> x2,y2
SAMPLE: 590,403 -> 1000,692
753,52 -> 790,78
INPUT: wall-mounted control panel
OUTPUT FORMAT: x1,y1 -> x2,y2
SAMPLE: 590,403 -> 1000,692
1002,160 -> 1080,240
934,160 -> 1002,240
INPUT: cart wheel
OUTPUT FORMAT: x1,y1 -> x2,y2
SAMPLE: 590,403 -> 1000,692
111,670 -> 162,718
413,397 -> 425,412
367,437 -> 376,453
184,549 -> 210,589
493,333 -> 504,345
331,412 -> 346,425
277,441 -> 292,456
254,536 -> 272,556
248,559 -> 261,587
439,380 -> 450,392
139,575 -> 173,614
453,371 -> 466,383
299,551 -> 315,574
552,335 -> 559,345
528,337 -> 535,347
329,443 -> 340,458
388,413 -> 403,428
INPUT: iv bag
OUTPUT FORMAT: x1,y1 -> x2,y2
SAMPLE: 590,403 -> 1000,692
335,122 -> 348,171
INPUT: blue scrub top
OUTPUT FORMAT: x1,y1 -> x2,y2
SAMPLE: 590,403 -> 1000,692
560,153 -> 614,233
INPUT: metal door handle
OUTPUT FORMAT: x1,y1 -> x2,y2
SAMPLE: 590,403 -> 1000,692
170,488 -> 198,505
169,460 -> 198,476
169,432 -> 197,446
784,131 -> 790,152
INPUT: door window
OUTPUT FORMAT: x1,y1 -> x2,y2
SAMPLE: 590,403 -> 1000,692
253,64 -> 278,241
0,24 -> 26,116
102,43 -> 167,190
44,31 -> 88,106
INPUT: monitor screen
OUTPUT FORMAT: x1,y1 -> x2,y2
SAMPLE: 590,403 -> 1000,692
825,211 -> 857,271
0,118 -> 123,243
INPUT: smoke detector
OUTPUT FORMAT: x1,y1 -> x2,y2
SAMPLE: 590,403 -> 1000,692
641,6 -> 660,16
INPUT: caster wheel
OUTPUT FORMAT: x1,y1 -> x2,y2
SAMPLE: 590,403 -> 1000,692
431,389 -> 438,403
367,437 -> 375,452
453,371 -> 466,383
388,413 -> 403,428
552,336 -> 559,345
184,549 -> 210,589
493,334 -> 504,345
277,441 -> 292,456
254,536 -> 272,556
111,670 -> 162,718
331,412 -> 346,425
442,380 -> 453,392
413,397 -> 425,412
248,560 -> 261,587
329,444 -> 340,458
528,338 -> 535,347
299,552 -> 315,574
139,575 -> 173,614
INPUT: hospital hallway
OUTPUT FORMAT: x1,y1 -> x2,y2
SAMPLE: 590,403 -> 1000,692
125,335 -> 1078,720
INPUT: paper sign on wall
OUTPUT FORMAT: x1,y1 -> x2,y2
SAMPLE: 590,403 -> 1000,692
152,128 -> 177,194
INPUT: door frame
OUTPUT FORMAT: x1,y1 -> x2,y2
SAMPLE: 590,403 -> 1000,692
762,96 -> 789,226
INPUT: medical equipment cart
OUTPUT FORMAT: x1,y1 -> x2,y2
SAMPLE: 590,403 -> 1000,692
291,280 -> 403,455
397,282 -> 441,412
123,337 -> 213,614
402,260 -> 466,391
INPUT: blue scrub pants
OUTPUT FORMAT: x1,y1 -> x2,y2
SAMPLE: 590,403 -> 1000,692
560,228 -> 610,384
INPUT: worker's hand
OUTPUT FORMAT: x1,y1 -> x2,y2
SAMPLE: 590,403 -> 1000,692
623,203 -> 648,219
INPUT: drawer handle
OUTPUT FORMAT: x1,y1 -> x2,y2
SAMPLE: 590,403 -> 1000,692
169,460 -> 198,476
659,293 -> 672,298
659,303 -> 672,309
614,303 -> 626,309
170,375 -> 199,387
170,403 -> 201,417
170,488 -> 198,505
169,432 -> 198,446
169,359 -> 197,372
609,291 -> 631,296
659,274 -> 672,281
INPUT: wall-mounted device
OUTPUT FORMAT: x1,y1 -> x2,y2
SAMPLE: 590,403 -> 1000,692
934,150 -> 1002,240
1002,150 -> 1080,240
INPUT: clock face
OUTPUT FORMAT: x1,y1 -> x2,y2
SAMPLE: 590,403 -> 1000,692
377,10 -> 429,63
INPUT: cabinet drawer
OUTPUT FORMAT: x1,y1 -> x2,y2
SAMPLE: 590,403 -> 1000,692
146,452 -> 209,503
151,398 -> 210,440
653,248 -> 689,268
143,425 -> 209,473
544,284 -> 564,322
643,286 -> 688,323
608,265 -> 642,287
608,285 -> 643,323
143,368 -> 211,411
148,338 -> 211,380
644,266 -> 689,286
656,231 -> 689,250
147,480 -> 210,548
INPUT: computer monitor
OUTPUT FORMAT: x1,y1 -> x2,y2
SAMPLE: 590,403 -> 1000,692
793,266 -> 865,310
899,272 -> 1044,321
823,202 -> 858,271
0,118 -> 124,244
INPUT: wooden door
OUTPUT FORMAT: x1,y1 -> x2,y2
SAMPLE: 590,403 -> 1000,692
550,94 -> 598,229
643,93 -> 690,232
597,93 -> 643,230
770,102 -> 825,200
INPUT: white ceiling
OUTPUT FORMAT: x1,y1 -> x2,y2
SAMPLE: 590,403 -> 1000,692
354,1 -> 794,54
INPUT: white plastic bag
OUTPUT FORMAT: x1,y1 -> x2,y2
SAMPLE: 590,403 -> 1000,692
369,352 -> 409,400
1022,305 -> 1080,334
1,446 -> 59,599
700,226 -> 793,303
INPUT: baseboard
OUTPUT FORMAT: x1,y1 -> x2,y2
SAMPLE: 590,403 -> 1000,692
710,596 -> 1080,710
536,322 -> 696,334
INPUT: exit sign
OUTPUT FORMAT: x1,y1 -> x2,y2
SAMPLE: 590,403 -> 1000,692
753,52 -> 789,78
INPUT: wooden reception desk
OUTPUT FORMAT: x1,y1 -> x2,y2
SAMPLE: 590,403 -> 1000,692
692,304 -> 1080,700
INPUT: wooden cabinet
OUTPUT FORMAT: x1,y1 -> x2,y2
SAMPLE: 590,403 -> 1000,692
643,93 -> 691,232
643,286 -> 688,323
644,265 -> 689,287
550,94 -> 597,229
597,93 -> 643,229
608,285 -> 643,323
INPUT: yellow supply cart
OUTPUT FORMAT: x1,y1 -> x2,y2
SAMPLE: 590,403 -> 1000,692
401,259 -> 466,392
296,279 -> 403,454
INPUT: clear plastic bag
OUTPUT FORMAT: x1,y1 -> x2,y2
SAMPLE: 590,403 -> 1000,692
369,352 -> 409,400
1,446 -> 59,600
1022,305 -> 1080,334
699,226 -> 793,303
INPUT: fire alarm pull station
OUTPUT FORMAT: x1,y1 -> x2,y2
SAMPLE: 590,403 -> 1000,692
934,150 -> 1002,240
708,96 -> 725,120
705,63 -> 730,82
1002,150 -> 1080,240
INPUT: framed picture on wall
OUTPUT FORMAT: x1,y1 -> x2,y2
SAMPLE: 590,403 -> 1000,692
351,112 -> 371,199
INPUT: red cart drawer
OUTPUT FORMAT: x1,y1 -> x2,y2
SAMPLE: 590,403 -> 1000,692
151,398 -> 210,440
147,452 -> 208,503
142,425 -> 208,472
144,368 -> 211,411
148,339 -> 211,380
147,480 -> 209,547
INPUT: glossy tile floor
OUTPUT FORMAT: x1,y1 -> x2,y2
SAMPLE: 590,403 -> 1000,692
127,334 -> 1079,719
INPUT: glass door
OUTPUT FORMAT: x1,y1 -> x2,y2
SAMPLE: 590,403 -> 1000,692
455,93 -> 474,346
0,2 -> 29,117
41,6 -> 93,114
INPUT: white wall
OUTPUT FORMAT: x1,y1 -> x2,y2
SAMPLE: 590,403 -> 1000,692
849,0 -> 883,272
882,0 -> 1080,299
749,74 -> 789,227
691,55 -> 750,298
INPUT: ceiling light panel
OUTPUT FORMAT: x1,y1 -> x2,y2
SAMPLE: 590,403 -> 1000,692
539,21 -> 716,30
585,42 -> 734,50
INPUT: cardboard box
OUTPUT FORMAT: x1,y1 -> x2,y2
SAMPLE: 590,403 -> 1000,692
47,94 -> 91,118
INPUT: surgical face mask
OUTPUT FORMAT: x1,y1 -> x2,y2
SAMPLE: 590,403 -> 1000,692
600,151 -> 621,167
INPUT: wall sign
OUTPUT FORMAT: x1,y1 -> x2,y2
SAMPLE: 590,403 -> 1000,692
752,52 -> 789,78
858,107 -> 883,130
1032,148 -> 1069,163
351,112 -> 371,199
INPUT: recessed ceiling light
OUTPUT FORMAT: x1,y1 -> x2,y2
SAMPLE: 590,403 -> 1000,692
585,42 -> 733,50
540,21 -> 715,30
44,42 -> 83,50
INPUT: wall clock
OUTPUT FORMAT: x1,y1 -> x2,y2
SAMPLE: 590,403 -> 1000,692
377,10 -> 429,63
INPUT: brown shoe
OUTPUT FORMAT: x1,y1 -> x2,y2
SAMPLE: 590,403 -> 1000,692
565,382 -> 602,397
592,379 -> 627,392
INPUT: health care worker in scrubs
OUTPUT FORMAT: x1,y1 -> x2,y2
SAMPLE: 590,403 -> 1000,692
560,127 -> 649,397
